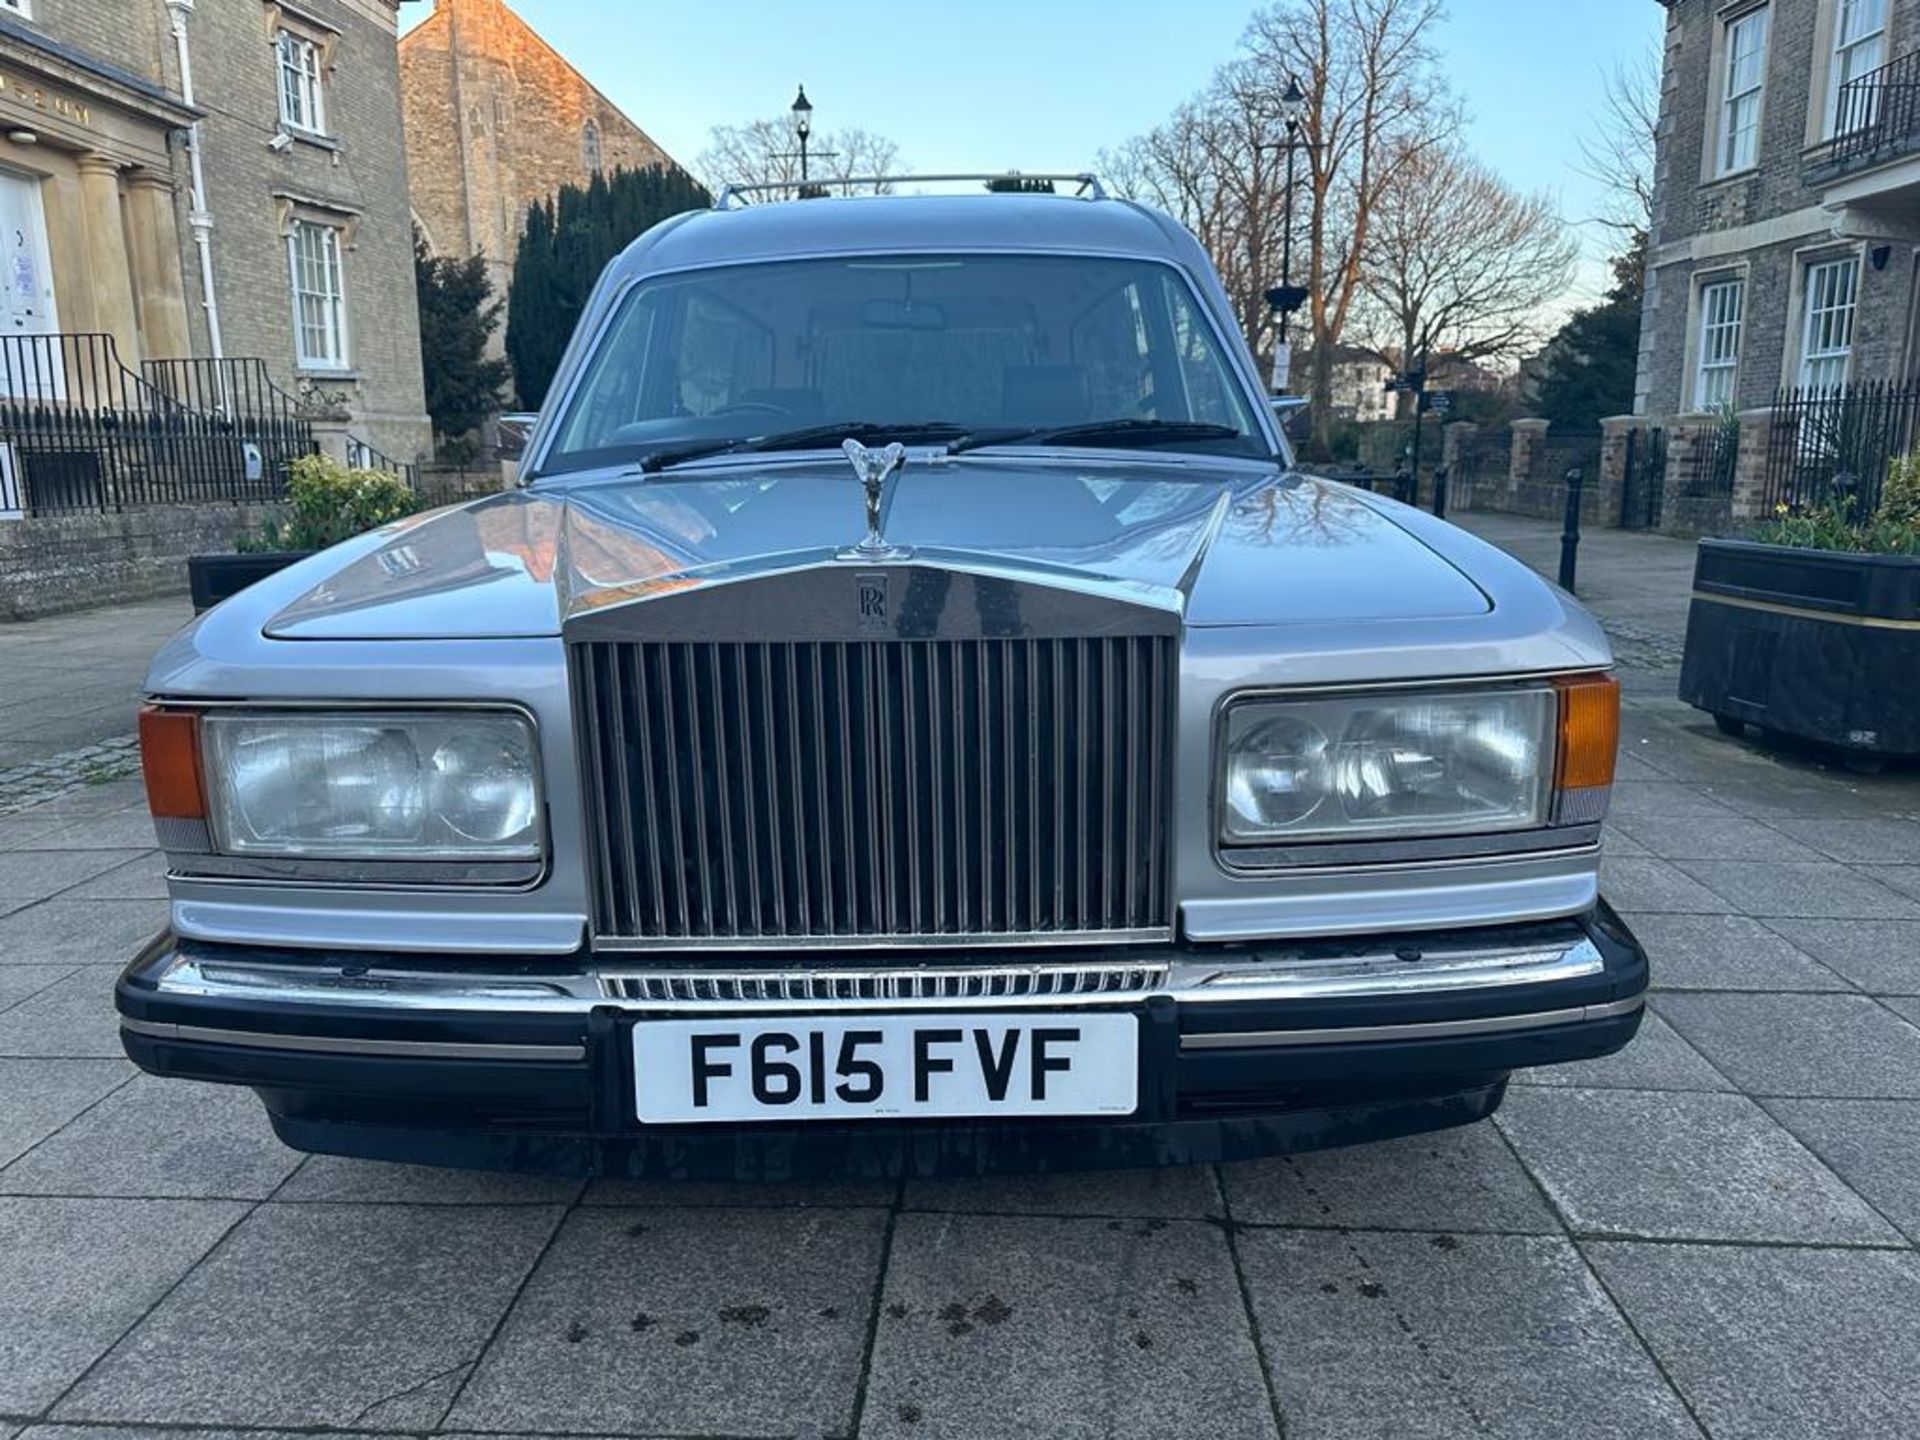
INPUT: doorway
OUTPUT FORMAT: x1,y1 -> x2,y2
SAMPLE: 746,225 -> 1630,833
0,167 -> 60,401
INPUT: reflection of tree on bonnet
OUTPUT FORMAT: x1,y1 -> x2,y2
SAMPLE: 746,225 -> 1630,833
1225,475 -> 1371,550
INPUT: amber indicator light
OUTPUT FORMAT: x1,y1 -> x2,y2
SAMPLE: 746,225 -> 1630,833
139,707 -> 206,819
1554,674 -> 1620,792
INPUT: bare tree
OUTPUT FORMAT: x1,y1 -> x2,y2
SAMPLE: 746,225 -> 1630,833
1577,46 -> 1660,239
1245,0 -> 1455,452
697,118 -> 902,196
1108,0 -> 1456,453
1358,142 -> 1577,413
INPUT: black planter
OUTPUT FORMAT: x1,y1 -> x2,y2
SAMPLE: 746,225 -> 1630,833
1679,538 -> 1920,758
187,551 -> 314,614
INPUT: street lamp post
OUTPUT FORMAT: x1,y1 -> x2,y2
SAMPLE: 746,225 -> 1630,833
1262,77 -> 1311,393
791,85 -> 814,183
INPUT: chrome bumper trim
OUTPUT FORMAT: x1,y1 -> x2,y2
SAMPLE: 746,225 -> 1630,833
140,933 -> 1607,1014
120,1017 -> 585,1063
1177,996 -> 1645,1052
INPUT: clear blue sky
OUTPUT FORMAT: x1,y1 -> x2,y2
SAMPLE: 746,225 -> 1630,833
399,0 -> 1660,304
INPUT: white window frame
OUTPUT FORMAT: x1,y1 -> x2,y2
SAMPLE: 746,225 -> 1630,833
1718,6 -> 1771,176
0,1 -> 32,20
287,218 -> 348,372
1829,0 -> 1889,136
276,28 -> 327,136
1798,255 -> 1860,393
1694,277 -> 1745,412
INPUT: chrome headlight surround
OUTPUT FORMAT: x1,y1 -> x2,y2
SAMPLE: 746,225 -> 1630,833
147,704 -> 547,887
1217,682 -> 1562,855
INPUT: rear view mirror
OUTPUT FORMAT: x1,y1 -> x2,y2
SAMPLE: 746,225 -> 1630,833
862,299 -> 948,331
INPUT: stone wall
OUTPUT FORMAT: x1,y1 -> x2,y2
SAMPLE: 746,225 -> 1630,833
401,0 -> 678,307
0,504 -> 281,621
184,0 -> 430,464
1639,0 -> 1920,417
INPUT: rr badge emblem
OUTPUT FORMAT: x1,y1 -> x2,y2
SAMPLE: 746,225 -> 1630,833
856,571 -> 890,633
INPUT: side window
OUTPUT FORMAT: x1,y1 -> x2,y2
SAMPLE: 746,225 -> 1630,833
1072,281 -> 1153,418
558,291 -> 664,450
675,291 -> 774,415
1160,274 -> 1239,426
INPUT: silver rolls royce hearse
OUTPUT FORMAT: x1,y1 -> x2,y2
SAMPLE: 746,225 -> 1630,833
118,174 -> 1645,1178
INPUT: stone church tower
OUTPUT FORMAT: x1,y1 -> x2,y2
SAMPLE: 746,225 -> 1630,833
400,0 -> 678,305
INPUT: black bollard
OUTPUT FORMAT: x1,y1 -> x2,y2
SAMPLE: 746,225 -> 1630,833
1432,465 -> 1450,520
1559,467 -> 1584,593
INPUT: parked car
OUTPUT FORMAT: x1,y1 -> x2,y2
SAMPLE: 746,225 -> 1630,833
119,175 -> 1645,1179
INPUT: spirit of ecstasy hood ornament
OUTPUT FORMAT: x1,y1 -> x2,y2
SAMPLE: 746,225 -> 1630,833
840,437 -> 909,558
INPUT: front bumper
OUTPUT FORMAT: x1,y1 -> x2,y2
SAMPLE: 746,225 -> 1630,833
116,906 -> 1647,1178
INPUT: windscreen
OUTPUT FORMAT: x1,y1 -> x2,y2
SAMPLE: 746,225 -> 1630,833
541,253 -> 1269,474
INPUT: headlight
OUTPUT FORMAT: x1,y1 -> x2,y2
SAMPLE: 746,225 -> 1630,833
1221,687 -> 1556,844
200,711 -> 541,860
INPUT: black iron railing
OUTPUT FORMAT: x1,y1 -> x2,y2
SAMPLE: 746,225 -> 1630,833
1811,49 -> 1920,173
1765,378 -> 1920,515
1691,419 -> 1740,500
0,336 -> 315,516
346,434 -> 418,489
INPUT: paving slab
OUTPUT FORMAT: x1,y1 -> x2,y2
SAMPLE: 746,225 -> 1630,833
0,899 -> 165,967
903,1163 -> 1222,1220
55,1202 -> 565,1429
1586,1241 -> 1920,1440
0,815 -> 72,852
16,779 -> 146,818
581,1176 -> 897,1209
1888,996 -> 1920,1026
1495,1086 -> 1898,1244
1763,1098 -> 1920,1242
0,966 -> 126,1057
0,962 -> 75,1012
1604,782 -> 1741,824
1220,1122 -> 1556,1234
449,1205 -> 887,1439
1608,812 -> 1823,862
1864,863 -> 1920,902
1655,991 -> 1920,1097
0,1076 -> 300,1200
1516,1011 -> 1732,1092
1628,913 -> 1847,992
1673,860 -> 1920,919
0,850 -> 152,919
1599,857 -> 1731,915
1236,1228 -> 1698,1440
31,809 -> 160,851
0,1196 -> 244,1414
276,1154 -> 584,1206
1763,918 -> 1920,994
62,853 -> 167,902
0,1057 -> 132,1168
859,1211 -> 1275,1440
1770,816 -> 1920,864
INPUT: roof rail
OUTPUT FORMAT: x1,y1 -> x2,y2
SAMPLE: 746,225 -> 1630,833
712,172 -> 1106,210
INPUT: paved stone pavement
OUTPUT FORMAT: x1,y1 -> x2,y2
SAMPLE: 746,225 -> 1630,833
3,516 -> 1920,1438
0,598 -> 189,813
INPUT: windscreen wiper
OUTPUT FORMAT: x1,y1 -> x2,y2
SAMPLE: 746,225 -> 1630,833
640,421 -> 972,474
949,418 -> 1246,455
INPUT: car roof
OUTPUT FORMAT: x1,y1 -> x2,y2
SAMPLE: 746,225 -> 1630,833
615,192 -> 1199,277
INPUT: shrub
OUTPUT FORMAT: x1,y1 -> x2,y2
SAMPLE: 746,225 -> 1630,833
244,454 -> 422,552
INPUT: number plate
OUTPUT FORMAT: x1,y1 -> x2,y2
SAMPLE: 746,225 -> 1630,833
632,1013 -> 1139,1124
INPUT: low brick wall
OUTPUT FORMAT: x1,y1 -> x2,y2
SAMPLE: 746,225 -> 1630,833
0,504 -> 282,621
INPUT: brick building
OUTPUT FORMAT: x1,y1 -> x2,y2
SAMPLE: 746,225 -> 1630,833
399,0 -> 677,316
1638,0 -> 1920,418
0,0 -> 428,463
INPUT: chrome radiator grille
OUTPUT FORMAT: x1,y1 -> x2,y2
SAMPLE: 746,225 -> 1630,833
573,636 -> 1174,946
